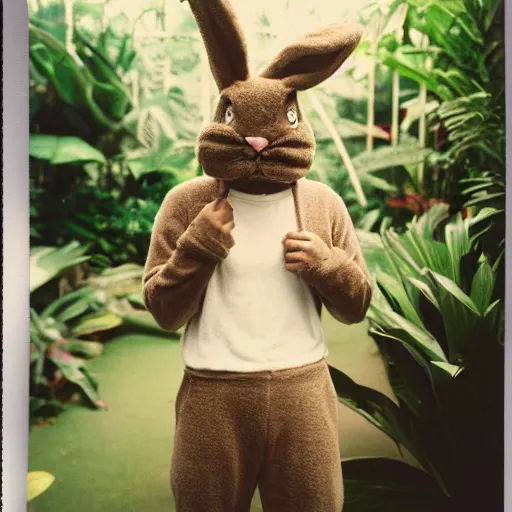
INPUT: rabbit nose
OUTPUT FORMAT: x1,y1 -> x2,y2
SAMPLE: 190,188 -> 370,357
245,137 -> 269,152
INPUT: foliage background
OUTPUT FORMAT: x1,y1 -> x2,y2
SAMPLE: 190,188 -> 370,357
28,0 -> 505,510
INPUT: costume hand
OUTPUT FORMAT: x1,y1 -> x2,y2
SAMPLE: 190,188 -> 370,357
183,198 -> 236,259
195,198 -> 235,237
282,230 -> 331,274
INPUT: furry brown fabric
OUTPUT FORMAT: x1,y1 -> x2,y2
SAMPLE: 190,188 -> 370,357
186,0 -> 249,90
143,176 -> 372,330
260,22 -> 364,91
171,357 -> 342,511
198,77 -> 315,183
148,3 -> 369,509
184,0 -> 364,185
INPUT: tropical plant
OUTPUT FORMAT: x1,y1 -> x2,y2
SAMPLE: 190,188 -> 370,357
30,242 -> 91,293
86,262 -> 146,313
343,0 -> 505,234
29,245 -> 149,423
329,205 -> 504,511
30,300 -> 123,423
30,276 -> 121,423
29,9 -> 202,265
29,21 -> 133,134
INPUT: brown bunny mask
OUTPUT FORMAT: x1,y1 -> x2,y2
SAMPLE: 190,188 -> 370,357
184,0 -> 364,184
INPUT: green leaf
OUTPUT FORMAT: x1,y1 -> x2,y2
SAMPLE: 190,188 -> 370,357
412,203 -> 450,239
359,209 -> 381,231
484,299 -> 501,318
306,96 -> 390,140
27,471 -> 55,502
343,458 -> 449,512
444,215 -> 470,282
468,207 -> 502,229
430,361 -> 463,378
400,229 -> 451,276
41,287 -> 97,320
374,269 -> 423,327
360,173 -> 399,193
470,259 -> 495,315
127,293 -> 144,307
70,310 -> 123,337
400,97 -> 440,132
407,277 -> 440,310
47,349 -> 105,408
368,326 -> 443,401
29,23 -> 130,129
329,366 -> 415,452
88,263 -> 144,289
381,46 -> 438,88
464,192 -> 505,208
352,144 -> 432,175
427,270 -> 480,316
368,305 -> 446,362
55,299 -> 92,324
30,243 -> 90,293
30,135 -> 106,165
63,339 -> 104,358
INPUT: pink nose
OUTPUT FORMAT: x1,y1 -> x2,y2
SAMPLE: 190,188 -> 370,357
245,137 -> 269,152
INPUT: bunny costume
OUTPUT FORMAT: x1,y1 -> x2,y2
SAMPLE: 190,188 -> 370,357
143,1 -> 371,510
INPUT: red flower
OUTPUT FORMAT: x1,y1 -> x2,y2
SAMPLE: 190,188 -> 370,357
387,194 -> 449,216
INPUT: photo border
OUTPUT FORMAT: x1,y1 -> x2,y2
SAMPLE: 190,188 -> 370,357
3,0 -> 30,510
1,0 -> 511,510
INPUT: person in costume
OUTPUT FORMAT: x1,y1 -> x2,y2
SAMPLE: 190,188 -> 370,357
143,1 -> 372,510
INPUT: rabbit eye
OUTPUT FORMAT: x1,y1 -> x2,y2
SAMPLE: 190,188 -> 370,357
225,106 -> 234,124
287,108 -> 298,127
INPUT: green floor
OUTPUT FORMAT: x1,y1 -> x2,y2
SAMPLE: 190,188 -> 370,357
29,312 -> 408,511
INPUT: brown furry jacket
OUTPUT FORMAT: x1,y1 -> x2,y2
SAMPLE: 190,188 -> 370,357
143,176 -> 372,332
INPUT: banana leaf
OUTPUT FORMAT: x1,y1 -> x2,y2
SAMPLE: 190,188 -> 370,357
380,45 -> 438,89
74,30 -> 132,121
29,24 -> 127,129
29,135 -> 106,165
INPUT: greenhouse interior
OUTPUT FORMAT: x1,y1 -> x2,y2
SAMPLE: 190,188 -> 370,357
27,0 -> 505,510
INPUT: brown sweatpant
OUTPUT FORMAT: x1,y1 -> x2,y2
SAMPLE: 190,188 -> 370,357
170,357 -> 343,512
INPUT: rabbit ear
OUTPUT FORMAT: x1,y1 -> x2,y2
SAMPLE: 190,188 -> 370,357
184,0 -> 249,90
260,22 -> 364,91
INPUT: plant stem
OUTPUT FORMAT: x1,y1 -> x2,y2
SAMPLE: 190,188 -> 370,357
307,90 -> 367,207
391,70 -> 400,146
63,0 -> 79,64
418,35 -> 431,191
367,39 -> 377,152
130,69 -> 140,109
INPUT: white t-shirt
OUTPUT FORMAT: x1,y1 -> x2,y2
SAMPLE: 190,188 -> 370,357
181,186 -> 327,371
